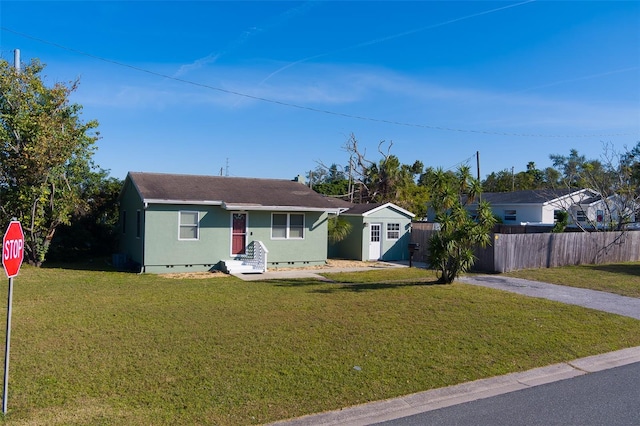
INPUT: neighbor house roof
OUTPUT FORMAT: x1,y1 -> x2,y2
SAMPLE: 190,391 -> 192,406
126,172 -> 348,212
473,189 -> 597,205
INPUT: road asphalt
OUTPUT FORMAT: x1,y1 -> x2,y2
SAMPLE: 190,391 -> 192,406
238,263 -> 640,426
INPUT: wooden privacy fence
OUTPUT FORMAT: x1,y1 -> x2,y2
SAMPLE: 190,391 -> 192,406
411,222 -> 640,273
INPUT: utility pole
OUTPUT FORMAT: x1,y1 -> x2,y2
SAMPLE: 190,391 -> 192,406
477,151 -> 482,201
13,49 -> 20,72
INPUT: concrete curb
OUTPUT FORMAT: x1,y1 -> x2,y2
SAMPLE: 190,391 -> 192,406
268,346 -> 640,426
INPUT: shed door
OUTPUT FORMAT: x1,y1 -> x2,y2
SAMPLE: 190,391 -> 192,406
232,213 -> 247,255
368,223 -> 382,260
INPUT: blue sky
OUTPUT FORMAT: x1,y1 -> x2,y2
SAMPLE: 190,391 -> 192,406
1,1 -> 639,182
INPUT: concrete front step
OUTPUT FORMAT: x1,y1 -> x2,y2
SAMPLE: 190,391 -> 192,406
223,260 -> 264,274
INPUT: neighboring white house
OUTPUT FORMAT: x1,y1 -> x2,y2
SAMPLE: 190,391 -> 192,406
466,189 -> 637,229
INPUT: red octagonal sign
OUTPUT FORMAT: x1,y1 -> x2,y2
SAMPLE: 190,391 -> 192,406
3,221 -> 24,279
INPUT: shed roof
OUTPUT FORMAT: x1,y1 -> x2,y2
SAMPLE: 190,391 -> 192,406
126,172 -> 347,212
341,202 -> 415,218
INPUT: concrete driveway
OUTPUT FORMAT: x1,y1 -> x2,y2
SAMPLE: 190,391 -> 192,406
458,274 -> 640,320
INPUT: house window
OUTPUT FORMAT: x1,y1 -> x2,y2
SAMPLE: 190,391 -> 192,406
504,210 -> 517,221
179,211 -> 199,240
576,210 -> 587,222
554,210 -> 562,223
272,213 -> 305,239
136,210 -> 141,238
387,223 -> 400,240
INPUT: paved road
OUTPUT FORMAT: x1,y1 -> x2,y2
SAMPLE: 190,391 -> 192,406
375,361 -> 640,426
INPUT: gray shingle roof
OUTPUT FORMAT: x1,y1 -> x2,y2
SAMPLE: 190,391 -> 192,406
339,203 -> 385,215
478,189 -> 579,204
127,172 -> 347,210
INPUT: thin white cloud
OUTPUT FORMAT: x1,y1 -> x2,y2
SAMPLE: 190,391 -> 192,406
259,0 -> 536,84
173,53 -> 220,78
173,1 -> 320,78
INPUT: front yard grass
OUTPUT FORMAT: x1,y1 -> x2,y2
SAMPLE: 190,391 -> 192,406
504,262 -> 640,298
1,265 -> 639,425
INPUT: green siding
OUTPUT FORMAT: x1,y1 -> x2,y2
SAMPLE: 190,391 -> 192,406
118,179 -> 144,268
329,206 -> 413,261
363,208 -> 412,261
142,208 -> 330,273
143,205 -> 229,273
119,178 -> 331,273
329,216 -> 365,260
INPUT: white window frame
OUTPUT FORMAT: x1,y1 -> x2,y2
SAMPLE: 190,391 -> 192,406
576,210 -> 587,222
504,209 -> 517,222
271,213 -> 305,240
386,223 -> 400,240
178,211 -> 200,240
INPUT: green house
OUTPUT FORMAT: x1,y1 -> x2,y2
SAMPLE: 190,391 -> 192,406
118,172 -> 345,274
329,203 -> 415,261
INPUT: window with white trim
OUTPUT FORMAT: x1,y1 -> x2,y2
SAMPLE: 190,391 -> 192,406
387,223 -> 400,240
576,210 -> 587,222
554,210 -> 563,223
271,213 -> 305,239
504,209 -> 517,221
179,211 -> 199,240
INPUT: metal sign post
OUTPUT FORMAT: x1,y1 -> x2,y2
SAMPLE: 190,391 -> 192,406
2,277 -> 13,415
1,220 -> 24,415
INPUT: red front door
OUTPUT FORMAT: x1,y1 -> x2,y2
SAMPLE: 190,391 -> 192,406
232,213 -> 247,255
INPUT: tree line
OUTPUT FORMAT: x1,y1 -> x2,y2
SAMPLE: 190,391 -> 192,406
311,135 -> 640,221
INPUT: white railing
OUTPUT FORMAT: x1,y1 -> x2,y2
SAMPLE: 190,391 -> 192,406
243,240 -> 269,272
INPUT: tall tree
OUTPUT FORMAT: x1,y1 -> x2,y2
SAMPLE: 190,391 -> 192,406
0,58 -> 100,266
428,166 -> 496,283
340,135 -> 429,218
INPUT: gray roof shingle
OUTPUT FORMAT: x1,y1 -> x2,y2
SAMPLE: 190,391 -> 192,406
127,172 -> 347,210
478,189 -> 582,204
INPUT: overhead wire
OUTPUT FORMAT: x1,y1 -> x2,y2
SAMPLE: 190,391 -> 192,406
1,26 -> 638,139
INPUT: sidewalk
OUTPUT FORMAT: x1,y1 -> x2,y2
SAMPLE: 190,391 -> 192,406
231,261 -> 421,281
264,271 -> 640,426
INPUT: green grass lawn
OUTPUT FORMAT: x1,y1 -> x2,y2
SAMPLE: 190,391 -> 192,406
0,265 -> 639,425
504,262 -> 640,298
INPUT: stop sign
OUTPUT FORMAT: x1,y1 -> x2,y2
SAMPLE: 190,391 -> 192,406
2,221 -> 24,278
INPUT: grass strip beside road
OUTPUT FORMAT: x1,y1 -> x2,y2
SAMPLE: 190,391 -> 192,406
504,262 -> 640,298
1,265 -> 639,425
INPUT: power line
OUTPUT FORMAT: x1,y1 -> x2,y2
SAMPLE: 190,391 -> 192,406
1,26 -> 638,139
444,153 -> 478,171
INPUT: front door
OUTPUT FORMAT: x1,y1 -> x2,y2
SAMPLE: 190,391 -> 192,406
368,223 -> 382,260
232,213 -> 247,255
